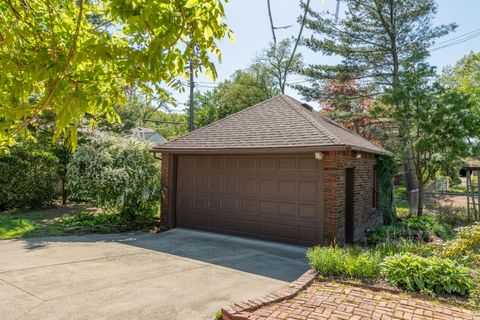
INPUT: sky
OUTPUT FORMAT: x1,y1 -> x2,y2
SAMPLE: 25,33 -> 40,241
170,0 -> 480,112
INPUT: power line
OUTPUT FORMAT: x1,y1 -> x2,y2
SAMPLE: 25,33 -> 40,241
430,28 -> 480,52
434,27 -> 480,46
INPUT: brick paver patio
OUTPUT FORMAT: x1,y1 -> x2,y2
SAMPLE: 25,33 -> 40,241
245,281 -> 480,320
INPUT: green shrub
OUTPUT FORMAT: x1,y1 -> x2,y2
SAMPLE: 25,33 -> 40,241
444,223 -> 480,266
0,142 -> 59,210
381,253 -> 475,296
307,246 -> 381,278
345,249 -> 382,278
67,135 -> 162,220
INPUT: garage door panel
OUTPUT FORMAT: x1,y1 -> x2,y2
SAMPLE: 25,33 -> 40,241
278,157 -> 296,170
298,227 -> 319,243
278,224 -> 297,239
225,157 -> 239,169
259,200 -> 276,215
259,222 -> 276,236
195,156 -> 209,169
259,179 -> 276,193
259,157 -> 275,170
194,176 -> 207,189
298,203 -> 319,219
240,199 -> 257,214
224,198 -> 238,211
209,156 -> 224,169
179,176 -> 194,189
238,220 -> 257,234
277,202 -> 296,217
177,154 -> 323,245
239,179 -> 257,192
298,157 -> 318,171
193,196 -> 207,209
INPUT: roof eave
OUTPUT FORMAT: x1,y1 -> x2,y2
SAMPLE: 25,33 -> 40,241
151,144 -> 391,156
151,145 -> 348,154
349,145 -> 394,157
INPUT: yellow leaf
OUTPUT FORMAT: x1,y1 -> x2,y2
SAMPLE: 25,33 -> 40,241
184,0 -> 199,8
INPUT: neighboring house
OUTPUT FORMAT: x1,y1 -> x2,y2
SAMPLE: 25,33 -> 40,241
131,127 -> 167,145
152,94 -> 391,246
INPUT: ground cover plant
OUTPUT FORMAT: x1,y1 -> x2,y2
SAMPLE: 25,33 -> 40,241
381,253 -> 475,296
444,223 -> 480,267
366,215 -> 453,245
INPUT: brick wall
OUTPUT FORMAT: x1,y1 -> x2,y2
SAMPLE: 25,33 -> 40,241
323,150 -> 383,244
160,150 -> 383,245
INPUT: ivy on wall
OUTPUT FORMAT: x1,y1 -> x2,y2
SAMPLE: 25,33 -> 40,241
377,155 -> 397,225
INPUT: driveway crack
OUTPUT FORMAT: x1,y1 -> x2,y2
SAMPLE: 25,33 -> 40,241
0,277 -> 45,302
0,252 -> 146,274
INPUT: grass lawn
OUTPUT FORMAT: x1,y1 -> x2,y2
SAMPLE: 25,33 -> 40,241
395,186 -> 410,216
0,205 -> 160,239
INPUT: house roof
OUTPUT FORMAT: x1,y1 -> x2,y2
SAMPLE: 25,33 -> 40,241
131,127 -> 167,145
153,94 -> 390,155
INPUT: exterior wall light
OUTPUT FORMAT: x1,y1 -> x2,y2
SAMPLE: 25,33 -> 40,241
315,152 -> 324,160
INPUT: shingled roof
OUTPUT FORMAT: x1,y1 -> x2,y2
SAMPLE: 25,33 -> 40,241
153,94 -> 389,155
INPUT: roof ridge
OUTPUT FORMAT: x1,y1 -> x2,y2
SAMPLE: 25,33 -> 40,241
158,94 -> 284,147
280,95 -> 343,145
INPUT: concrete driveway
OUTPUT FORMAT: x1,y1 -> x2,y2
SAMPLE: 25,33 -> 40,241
0,229 -> 309,320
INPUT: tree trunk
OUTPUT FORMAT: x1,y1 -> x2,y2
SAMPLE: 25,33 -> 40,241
417,180 -> 424,216
404,147 -> 418,192
62,179 -> 68,205
404,145 -> 419,216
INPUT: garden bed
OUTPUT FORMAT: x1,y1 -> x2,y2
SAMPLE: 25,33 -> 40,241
308,214 -> 480,309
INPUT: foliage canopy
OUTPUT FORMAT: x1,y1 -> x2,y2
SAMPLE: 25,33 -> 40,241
0,0 -> 231,149
194,64 -> 280,128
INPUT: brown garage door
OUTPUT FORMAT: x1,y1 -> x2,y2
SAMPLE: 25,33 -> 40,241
176,154 -> 324,245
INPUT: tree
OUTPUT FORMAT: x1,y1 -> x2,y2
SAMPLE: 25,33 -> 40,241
257,39 -> 303,93
392,75 -> 479,215
194,64 -> 280,128
0,0 -> 231,150
441,52 -> 480,105
298,0 -> 455,214
265,0 -> 310,93
315,79 -> 390,146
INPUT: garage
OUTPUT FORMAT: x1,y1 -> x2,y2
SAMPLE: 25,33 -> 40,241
176,154 -> 323,245
153,94 -> 389,245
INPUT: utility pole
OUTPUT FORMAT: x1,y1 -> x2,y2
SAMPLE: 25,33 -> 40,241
188,59 -> 195,132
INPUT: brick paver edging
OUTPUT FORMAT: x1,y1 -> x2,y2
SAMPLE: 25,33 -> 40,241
221,269 -> 318,320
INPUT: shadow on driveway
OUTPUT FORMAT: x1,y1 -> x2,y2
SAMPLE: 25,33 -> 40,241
20,228 -> 310,282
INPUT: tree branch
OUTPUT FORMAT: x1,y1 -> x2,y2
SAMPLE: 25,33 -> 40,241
267,0 -> 276,45
281,0 -> 310,93
13,0 -> 84,136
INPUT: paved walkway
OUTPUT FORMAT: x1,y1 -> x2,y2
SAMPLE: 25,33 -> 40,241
247,281 -> 480,320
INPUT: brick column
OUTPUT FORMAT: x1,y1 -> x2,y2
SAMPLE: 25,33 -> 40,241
323,151 -> 345,244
